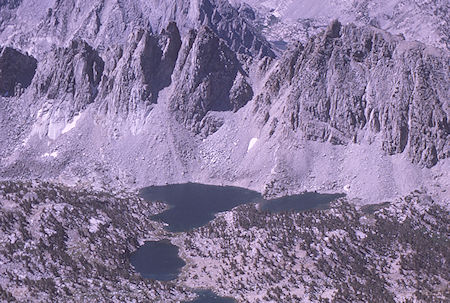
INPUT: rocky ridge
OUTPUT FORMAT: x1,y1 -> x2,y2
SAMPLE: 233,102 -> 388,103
0,0 -> 273,58
254,20 -> 449,168
232,0 -> 450,52
0,0 -> 448,202
97,22 -> 182,118
0,46 -> 36,97
169,25 -> 253,134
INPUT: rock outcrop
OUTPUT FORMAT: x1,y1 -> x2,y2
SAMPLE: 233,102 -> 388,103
33,39 -> 104,113
0,2 -> 447,199
0,46 -> 37,97
199,0 -> 274,58
234,0 -> 450,51
170,26 -> 253,134
0,0 -> 21,10
255,20 -> 449,167
98,22 -> 182,117
29,17 -> 256,136
6,0 -> 273,61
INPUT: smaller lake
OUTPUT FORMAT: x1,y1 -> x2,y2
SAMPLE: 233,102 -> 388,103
183,290 -> 236,303
129,240 -> 185,281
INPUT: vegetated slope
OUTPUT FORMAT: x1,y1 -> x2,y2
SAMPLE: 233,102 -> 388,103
177,193 -> 449,302
0,180 -> 194,302
2,178 -> 448,302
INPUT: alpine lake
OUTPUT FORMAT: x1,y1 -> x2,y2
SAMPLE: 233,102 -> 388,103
130,183 -> 344,302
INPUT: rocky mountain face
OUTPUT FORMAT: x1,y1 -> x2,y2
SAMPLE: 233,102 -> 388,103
197,0 -> 274,58
97,22 -> 182,118
0,1 -> 449,302
0,0 -> 448,199
34,40 -> 104,113
232,0 -> 450,52
169,25 -> 253,134
0,46 -> 36,97
0,0 -> 267,130
254,20 -> 449,168
0,0 -> 273,57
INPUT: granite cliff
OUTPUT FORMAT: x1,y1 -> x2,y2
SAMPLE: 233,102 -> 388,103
0,0 -> 448,203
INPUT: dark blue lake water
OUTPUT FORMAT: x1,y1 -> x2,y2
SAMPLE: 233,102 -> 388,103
141,183 -> 344,233
129,240 -> 185,281
132,183 -> 344,284
141,183 -> 262,232
258,191 -> 345,213
184,290 -> 236,303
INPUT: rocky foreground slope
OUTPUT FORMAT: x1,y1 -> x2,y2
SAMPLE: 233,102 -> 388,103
177,192 -> 449,302
0,180 -> 195,302
1,181 -> 448,302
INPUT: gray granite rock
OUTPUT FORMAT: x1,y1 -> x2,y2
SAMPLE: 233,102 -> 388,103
0,46 -> 37,97
97,22 -> 182,117
169,26 -> 251,134
255,20 -> 449,167
33,39 -> 103,112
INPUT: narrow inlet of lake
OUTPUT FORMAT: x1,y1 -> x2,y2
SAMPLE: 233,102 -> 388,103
183,290 -> 236,303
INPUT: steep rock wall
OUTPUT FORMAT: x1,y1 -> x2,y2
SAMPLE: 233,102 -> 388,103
0,46 -> 37,97
170,26 -> 253,134
97,22 -> 182,118
255,21 -> 449,167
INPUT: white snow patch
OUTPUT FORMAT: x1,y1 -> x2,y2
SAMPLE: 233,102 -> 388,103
343,184 -> 351,192
62,113 -> 82,134
36,108 -> 43,118
42,151 -> 58,158
247,137 -> 258,152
